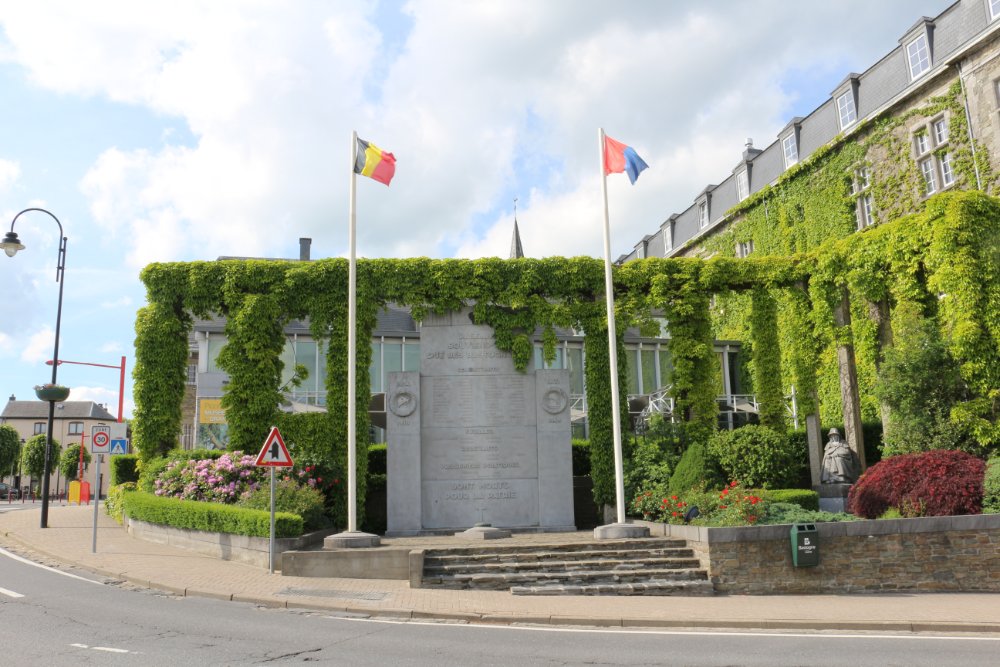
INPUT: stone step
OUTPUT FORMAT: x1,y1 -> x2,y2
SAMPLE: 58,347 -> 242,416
510,579 -> 715,596
424,556 -> 702,576
423,547 -> 695,566
421,538 -> 687,559
421,567 -> 709,591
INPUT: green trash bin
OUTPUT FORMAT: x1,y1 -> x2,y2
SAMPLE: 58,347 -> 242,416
790,523 -> 819,567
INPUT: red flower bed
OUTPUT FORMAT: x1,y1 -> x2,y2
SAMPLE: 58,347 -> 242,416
847,450 -> 985,519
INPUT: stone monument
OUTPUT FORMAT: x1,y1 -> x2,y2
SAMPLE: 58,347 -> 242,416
386,308 -> 576,535
817,427 -> 858,512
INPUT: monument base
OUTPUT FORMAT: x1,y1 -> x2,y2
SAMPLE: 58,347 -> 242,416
593,522 -> 650,540
324,530 -> 381,549
458,524 -> 512,540
816,483 -> 852,513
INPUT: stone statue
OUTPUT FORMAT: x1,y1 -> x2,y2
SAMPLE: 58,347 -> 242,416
821,428 -> 858,484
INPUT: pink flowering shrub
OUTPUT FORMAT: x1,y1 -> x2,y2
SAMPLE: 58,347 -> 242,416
153,451 -> 266,503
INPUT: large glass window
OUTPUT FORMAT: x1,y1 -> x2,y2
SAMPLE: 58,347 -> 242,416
383,342 -> 403,381
626,348 -> 640,395
369,342 -> 382,392
278,340 -> 296,388
403,342 -> 421,373
206,334 -> 224,373
567,347 -> 585,395
640,349 -> 657,393
295,340 -> 317,392
658,348 -> 673,387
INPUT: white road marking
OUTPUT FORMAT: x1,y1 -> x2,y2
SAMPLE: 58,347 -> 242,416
0,546 -> 102,584
0,586 -> 25,598
332,616 -> 1000,641
70,644 -> 132,654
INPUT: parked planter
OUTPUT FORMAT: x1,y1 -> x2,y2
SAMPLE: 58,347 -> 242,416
34,384 -> 70,402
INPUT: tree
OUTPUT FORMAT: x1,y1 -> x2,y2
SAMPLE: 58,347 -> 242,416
59,444 -> 92,482
20,434 -> 61,481
875,301 -> 971,456
0,425 -> 20,477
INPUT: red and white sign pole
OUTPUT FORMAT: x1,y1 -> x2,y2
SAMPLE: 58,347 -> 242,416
255,427 -> 294,574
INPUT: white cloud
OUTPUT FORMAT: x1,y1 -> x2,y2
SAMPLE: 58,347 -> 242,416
67,385 -> 132,419
21,326 -> 53,364
0,332 -> 12,357
0,158 -> 19,192
3,0 -> 949,266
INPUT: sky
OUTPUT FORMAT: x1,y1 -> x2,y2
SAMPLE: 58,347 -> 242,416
0,0 -> 950,419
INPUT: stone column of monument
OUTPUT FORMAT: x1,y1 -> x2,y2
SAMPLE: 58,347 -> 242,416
386,371 -> 421,535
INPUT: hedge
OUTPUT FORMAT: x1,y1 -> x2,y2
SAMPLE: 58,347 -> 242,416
110,454 -> 140,486
121,490 -> 304,538
762,489 -> 819,511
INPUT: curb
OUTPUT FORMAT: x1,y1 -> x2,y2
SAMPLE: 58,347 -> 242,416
4,530 -> 1000,635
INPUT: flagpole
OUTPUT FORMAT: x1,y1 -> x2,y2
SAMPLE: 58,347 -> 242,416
598,127 -> 627,526
347,130 -> 359,534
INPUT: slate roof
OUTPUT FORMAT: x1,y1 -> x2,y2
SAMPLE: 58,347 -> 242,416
1,400 -> 116,421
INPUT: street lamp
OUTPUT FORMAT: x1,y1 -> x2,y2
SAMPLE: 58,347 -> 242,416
1,208 -> 67,528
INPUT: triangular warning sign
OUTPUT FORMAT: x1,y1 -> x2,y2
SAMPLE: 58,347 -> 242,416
255,427 -> 294,467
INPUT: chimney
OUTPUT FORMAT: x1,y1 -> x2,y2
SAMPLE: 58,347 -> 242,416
299,237 -> 312,261
8,394 -> 14,402
745,138 -> 753,150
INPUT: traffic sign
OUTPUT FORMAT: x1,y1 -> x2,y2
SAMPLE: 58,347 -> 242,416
91,425 -> 111,453
255,427 -> 293,467
109,438 -> 128,455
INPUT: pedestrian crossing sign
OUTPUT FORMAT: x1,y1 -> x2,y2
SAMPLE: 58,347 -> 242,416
109,439 -> 128,455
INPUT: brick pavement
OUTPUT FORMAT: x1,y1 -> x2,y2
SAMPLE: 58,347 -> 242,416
1,503 -> 998,633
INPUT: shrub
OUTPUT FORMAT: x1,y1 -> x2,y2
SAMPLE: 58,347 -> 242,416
571,439 -> 591,477
154,451 -> 265,503
982,457 -> 1000,514
847,450 -> 986,519
368,443 -> 387,476
58,444 -> 92,482
668,441 -> 724,494
762,502 -> 859,525
111,454 -> 140,485
104,482 -> 137,524
239,477 -> 329,531
763,489 -> 819,511
122,490 -> 303,537
708,425 -> 804,489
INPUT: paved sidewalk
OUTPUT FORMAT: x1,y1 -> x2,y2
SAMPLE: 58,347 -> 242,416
1,504 -> 998,633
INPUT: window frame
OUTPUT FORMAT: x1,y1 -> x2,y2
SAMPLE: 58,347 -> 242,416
663,222 -> 673,254
698,201 -> 709,229
836,90 -> 857,130
920,157 -> 938,195
34,422 -> 46,435
906,33 -> 931,80
781,133 -> 798,168
990,0 -> 1000,21
940,152 -> 955,186
735,169 -> 749,202
914,132 -> 930,156
932,117 -> 948,145
67,421 -> 84,436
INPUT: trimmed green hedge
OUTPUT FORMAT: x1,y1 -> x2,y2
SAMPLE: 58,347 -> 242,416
368,443 -> 387,476
763,489 -> 819,511
110,455 -> 140,486
122,490 -> 304,538
571,439 -> 591,477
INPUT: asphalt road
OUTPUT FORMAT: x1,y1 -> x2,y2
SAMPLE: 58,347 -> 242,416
1,543 -> 998,666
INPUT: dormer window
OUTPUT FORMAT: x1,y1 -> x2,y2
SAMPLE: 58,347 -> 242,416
837,90 -> 857,129
992,0 -> 1000,21
735,169 -> 749,202
663,216 -> 676,254
781,133 -> 798,168
698,202 -> 709,229
907,33 -> 930,79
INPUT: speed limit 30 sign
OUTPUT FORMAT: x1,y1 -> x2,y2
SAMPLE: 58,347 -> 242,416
91,425 -> 111,453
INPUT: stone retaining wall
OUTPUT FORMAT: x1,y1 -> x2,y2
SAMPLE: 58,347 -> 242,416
638,514 -> 1000,594
125,515 -> 335,569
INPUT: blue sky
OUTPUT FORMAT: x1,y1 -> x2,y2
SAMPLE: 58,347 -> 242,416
0,0 -> 949,418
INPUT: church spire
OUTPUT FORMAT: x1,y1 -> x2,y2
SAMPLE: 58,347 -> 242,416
510,197 -> 524,259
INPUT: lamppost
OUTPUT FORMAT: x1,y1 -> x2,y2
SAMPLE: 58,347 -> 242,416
2,208 -> 67,528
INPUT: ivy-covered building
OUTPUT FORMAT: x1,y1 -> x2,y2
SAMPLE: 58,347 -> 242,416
608,0 -> 1000,476
622,0 -> 1000,266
